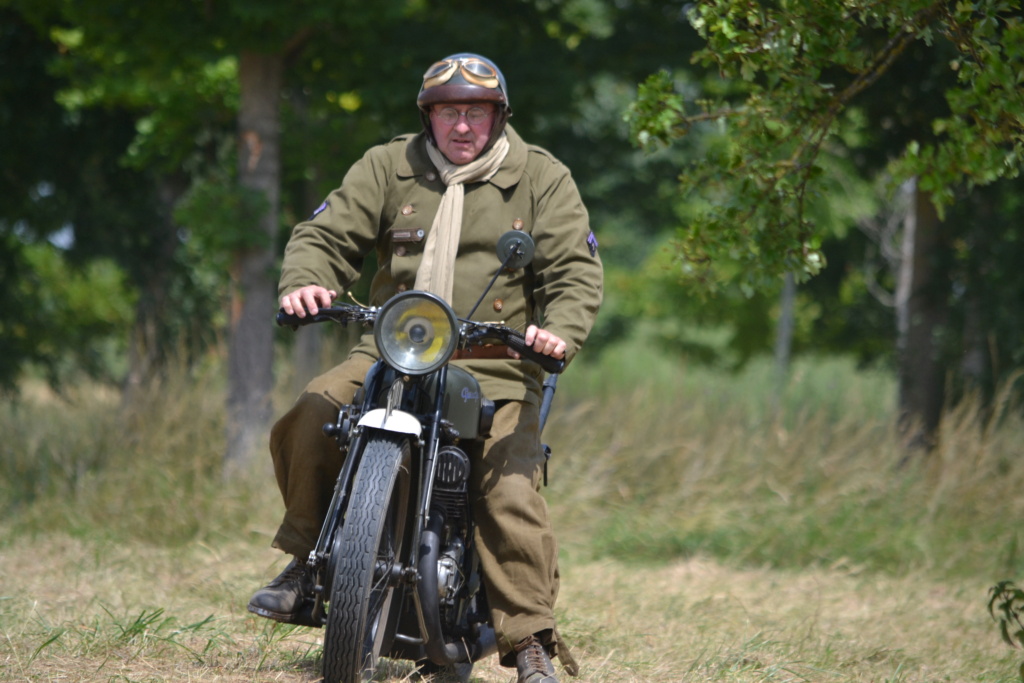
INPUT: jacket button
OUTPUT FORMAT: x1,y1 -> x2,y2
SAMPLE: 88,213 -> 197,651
401,205 -> 414,216
426,172 -> 437,182
493,298 -> 503,312
397,284 -> 408,292
395,245 -> 407,257
512,219 -> 524,230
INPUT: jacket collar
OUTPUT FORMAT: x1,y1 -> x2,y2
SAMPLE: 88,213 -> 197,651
399,125 -> 527,190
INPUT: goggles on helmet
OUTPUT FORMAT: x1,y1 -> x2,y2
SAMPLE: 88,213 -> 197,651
422,57 -> 500,91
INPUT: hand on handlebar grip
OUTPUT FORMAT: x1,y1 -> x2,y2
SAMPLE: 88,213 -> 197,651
280,285 -> 338,318
506,329 -> 566,374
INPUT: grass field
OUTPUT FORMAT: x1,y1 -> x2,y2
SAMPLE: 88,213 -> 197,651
1,533 -> 1017,681
2,349 -> 1023,682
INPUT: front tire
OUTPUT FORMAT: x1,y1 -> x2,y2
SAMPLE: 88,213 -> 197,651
323,433 -> 412,682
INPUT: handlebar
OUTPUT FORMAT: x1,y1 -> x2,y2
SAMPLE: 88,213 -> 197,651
275,305 -> 565,374
275,304 -> 372,329
502,328 -> 565,374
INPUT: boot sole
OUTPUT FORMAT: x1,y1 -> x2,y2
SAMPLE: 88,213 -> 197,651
248,600 -> 322,628
247,602 -> 296,622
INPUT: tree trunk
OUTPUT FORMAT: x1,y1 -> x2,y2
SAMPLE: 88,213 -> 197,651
224,51 -> 283,474
894,178 -> 947,453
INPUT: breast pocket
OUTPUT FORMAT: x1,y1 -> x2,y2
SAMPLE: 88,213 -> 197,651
387,224 -> 426,286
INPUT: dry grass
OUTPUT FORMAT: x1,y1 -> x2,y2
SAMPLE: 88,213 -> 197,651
2,354 -> 1023,681
0,532 -> 1018,682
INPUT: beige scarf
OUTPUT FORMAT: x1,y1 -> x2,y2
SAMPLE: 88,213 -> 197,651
415,133 -> 510,303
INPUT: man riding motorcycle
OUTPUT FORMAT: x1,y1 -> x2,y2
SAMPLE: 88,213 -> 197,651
248,52 -> 603,683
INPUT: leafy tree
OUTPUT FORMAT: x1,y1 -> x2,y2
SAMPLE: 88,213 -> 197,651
0,8 -> 167,391
6,0 -> 426,468
4,0 -> 649,466
627,0 -> 1024,446
629,0 -> 1023,286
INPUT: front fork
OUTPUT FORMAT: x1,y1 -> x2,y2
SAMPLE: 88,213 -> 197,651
303,362 -> 451,630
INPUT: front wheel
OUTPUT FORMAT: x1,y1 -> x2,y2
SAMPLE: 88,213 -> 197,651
323,433 -> 412,683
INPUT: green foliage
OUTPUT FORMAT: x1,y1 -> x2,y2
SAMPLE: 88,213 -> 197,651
174,174 -> 272,256
990,581 -> 1024,647
13,0 -> 1022,406
596,235 -> 778,366
0,236 -> 41,389
897,4 -> 1024,201
0,242 -> 135,389
627,0 -> 1024,291
0,9 -> 217,388
4,0 -> 736,388
989,580 -> 1024,680
629,70 -> 687,150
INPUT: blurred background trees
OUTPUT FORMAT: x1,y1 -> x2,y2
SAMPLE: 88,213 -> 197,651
2,0 -> 1021,465
627,0 -> 1024,449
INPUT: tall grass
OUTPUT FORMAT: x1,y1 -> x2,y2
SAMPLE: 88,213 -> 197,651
0,358 -> 279,547
3,348 -> 1024,681
548,343 -> 1024,580
3,346 -> 1022,580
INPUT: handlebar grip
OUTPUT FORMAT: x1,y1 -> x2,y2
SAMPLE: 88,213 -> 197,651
276,309 -> 341,327
276,310 -> 310,327
506,330 -> 566,374
277,304 -> 368,329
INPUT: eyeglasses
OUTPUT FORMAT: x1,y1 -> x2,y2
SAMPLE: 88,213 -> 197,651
431,106 -> 494,126
422,57 -> 500,90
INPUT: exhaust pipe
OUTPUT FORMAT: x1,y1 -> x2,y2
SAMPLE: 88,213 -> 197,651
418,512 -> 497,665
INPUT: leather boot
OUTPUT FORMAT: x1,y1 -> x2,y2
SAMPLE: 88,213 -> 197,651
247,557 -> 313,622
515,634 -> 559,683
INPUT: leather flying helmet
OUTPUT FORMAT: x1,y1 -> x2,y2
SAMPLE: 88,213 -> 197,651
417,53 -> 512,153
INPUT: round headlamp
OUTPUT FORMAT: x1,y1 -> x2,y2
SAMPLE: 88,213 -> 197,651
374,291 -> 459,375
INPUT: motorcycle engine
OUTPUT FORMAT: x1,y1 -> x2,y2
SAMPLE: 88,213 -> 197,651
432,446 -> 471,607
436,537 -> 465,605
433,445 -> 470,523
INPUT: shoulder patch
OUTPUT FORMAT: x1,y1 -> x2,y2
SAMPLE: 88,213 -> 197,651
587,230 -> 599,257
309,200 -> 328,220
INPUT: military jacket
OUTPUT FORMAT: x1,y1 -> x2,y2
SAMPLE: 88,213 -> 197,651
279,126 -> 604,405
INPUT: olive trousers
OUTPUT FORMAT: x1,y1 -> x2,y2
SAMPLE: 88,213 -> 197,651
268,353 -> 562,665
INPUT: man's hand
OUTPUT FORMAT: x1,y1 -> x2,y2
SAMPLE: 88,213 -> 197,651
510,325 -> 566,360
280,285 -> 337,318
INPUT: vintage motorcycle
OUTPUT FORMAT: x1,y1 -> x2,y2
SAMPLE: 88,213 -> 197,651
275,231 -> 564,683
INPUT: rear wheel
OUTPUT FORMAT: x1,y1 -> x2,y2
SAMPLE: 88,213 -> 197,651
323,433 -> 412,682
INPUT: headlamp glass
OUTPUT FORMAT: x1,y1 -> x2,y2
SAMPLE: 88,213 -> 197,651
374,292 -> 459,375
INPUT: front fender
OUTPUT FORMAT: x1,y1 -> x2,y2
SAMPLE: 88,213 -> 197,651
357,408 -> 422,436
